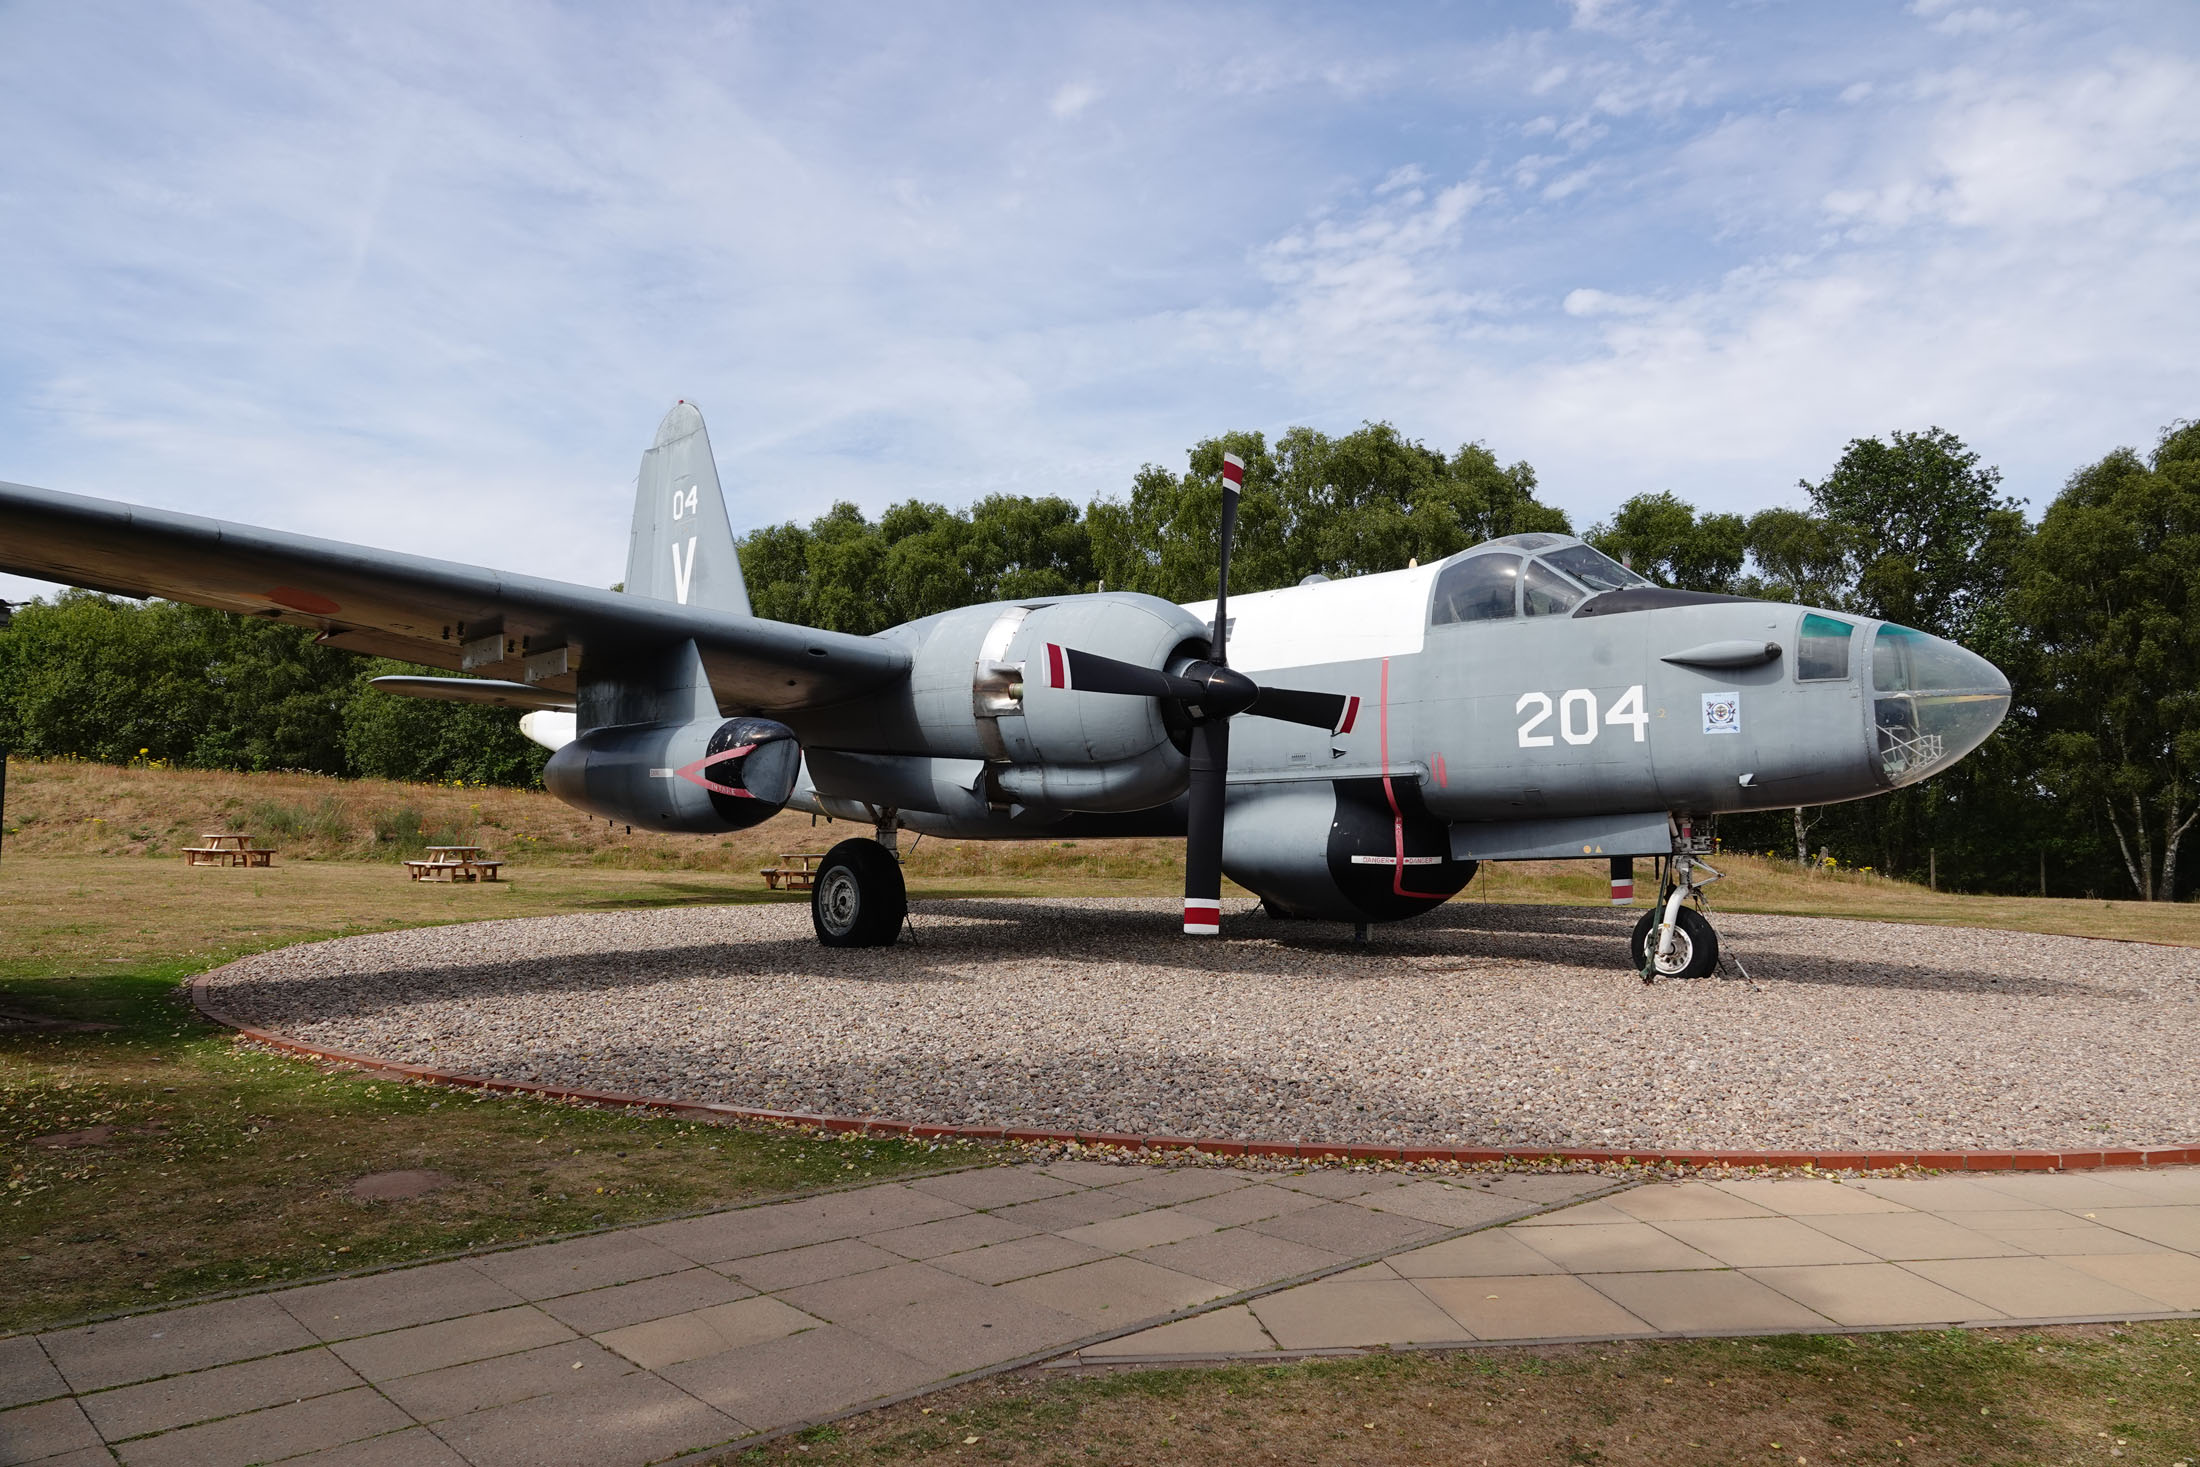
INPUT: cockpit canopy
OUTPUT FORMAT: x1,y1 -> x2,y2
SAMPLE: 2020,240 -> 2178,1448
1429,534 -> 1649,626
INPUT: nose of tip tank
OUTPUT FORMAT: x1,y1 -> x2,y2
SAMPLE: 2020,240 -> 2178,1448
1868,623 -> 2011,788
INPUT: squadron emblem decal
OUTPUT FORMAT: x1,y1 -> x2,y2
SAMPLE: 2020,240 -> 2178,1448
1702,691 -> 1741,735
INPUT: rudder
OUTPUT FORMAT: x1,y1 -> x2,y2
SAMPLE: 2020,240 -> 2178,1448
626,401 -> 752,616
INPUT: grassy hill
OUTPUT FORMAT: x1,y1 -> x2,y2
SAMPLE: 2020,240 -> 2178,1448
5,755 -> 2196,943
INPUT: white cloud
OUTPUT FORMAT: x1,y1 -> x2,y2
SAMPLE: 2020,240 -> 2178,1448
1542,167 -> 1597,201
1049,80 -> 1102,119
1374,164 -> 1427,196
1823,55 -> 2200,231
3,0 -> 2198,614
1562,288 -> 1658,317
1923,6 -> 2030,38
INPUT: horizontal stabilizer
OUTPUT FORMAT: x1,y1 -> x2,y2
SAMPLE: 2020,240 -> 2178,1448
369,675 -> 576,711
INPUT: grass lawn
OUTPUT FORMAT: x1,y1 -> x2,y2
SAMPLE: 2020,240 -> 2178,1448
730,1325 -> 2200,1465
0,857 -> 977,1333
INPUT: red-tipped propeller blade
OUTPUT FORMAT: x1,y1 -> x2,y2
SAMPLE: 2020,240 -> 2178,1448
1247,685 -> 1357,733
1043,453 -> 1356,935
1184,452 -> 1245,935
1047,644 -> 1205,700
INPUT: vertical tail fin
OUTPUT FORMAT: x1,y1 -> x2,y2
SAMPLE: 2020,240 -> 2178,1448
625,401 -> 752,616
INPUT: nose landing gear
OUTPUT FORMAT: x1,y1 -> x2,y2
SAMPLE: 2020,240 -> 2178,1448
1633,846 -> 1723,981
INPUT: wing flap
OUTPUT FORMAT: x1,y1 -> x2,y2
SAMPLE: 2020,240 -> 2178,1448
0,480 -> 909,711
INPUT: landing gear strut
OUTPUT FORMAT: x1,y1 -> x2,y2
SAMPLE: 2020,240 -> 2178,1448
1631,844 -> 1723,981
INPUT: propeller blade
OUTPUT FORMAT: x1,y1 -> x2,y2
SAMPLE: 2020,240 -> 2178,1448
1247,686 -> 1359,734
1044,644 -> 1204,699
1183,715 -> 1229,935
1183,451 -> 1245,938
1211,453 -> 1243,663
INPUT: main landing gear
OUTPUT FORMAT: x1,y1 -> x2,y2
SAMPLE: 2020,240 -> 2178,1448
811,821 -> 907,948
1631,844 -> 1723,981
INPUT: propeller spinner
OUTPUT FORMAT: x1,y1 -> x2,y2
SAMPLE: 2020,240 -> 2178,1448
1041,453 -> 1361,935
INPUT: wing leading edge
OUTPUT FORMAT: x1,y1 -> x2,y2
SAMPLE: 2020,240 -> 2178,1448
0,479 -> 909,712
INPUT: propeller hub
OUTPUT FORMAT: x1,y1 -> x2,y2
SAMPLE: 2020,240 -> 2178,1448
1188,661 -> 1259,721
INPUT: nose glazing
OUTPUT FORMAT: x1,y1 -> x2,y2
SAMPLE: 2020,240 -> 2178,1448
1868,624 -> 2011,788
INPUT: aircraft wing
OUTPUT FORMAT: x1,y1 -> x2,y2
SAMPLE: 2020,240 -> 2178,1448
0,480 -> 910,711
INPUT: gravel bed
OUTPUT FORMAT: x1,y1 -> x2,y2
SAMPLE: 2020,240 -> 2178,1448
200,899 -> 2200,1152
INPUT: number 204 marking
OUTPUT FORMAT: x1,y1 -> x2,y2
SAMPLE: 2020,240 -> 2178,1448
1516,685 -> 1648,747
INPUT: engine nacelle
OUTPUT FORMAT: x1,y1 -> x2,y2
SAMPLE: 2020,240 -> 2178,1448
544,716 -> 799,833
1223,777 -> 1479,924
808,592 -> 1208,814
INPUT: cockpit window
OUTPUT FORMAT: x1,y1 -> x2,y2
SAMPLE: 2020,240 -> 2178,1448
1798,612 -> 1854,681
1543,544 -> 1649,593
1431,553 -> 1521,624
1481,532 -> 1570,552
1522,559 -> 1584,616
1872,624 -> 1994,692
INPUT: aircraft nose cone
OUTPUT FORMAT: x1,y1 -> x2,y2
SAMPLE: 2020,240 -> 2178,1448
1869,624 -> 2010,788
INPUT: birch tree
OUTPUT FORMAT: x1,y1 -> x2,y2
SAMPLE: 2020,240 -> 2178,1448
2020,423 -> 2200,901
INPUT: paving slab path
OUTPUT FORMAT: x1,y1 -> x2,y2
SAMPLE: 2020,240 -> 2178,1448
6,1165 -> 2199,1466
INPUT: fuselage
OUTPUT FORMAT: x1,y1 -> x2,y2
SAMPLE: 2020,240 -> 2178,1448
777,533 -> 2010,842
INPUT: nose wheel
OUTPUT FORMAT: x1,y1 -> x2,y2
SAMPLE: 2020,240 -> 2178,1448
1634,848 -> 1723,981
1630,905 -> 1718,980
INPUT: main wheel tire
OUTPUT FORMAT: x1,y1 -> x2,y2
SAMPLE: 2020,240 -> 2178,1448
811,838 -> 907,948
1629,905 -> 1718,980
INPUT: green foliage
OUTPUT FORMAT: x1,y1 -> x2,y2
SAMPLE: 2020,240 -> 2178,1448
2013,422 -> 2200,899
1585,492 -> 1748,592
1798,425 -> 2028,639
0,600 -> 547,787
341,663 -> 549,788
738,494 -> 1095,632
1088,422 -> 1567,601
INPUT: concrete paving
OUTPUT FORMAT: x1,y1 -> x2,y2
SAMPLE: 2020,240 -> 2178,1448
0,1163 -> 1596,1465
6,1165 -> 2198,1465
1080,1166 -> 2200,1361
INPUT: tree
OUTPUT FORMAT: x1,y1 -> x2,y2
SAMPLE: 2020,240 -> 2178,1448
1087,422 -> 1567,601
0,593 -> 551,786
344,664 -> 549,787
0,592 -> 220,763
1799,427 -> 2027,638
2018,423 -> 2200,900
1737,507 -> 1856,607
1586,492 -> 1748,592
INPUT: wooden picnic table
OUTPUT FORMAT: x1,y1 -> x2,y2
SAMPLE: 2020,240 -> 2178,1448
761,852 -> 828,891
182,833 -> 275,867
407,847 -> 504,882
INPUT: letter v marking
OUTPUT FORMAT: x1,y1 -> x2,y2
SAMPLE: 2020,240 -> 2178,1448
670,536 -> 698,605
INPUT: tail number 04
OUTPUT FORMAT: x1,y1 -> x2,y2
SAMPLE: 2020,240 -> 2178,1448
1516,685 -> 1649,747
670,484 -> 700,520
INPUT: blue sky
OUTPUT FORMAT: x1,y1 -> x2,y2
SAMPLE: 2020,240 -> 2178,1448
4,0 -> 2197,604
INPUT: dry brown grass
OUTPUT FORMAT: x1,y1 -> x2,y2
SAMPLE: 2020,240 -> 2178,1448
9,756 -> 2198,943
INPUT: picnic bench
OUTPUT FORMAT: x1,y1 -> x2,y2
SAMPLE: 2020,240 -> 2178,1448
405,845 -> 504,882
181,833 -> 276,867
761,852 -> 828,891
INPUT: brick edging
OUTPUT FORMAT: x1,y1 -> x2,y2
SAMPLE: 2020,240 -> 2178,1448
187,975 -> 2200,1174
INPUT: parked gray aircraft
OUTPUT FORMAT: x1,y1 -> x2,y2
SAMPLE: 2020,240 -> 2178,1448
0,403 -> 2010,977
